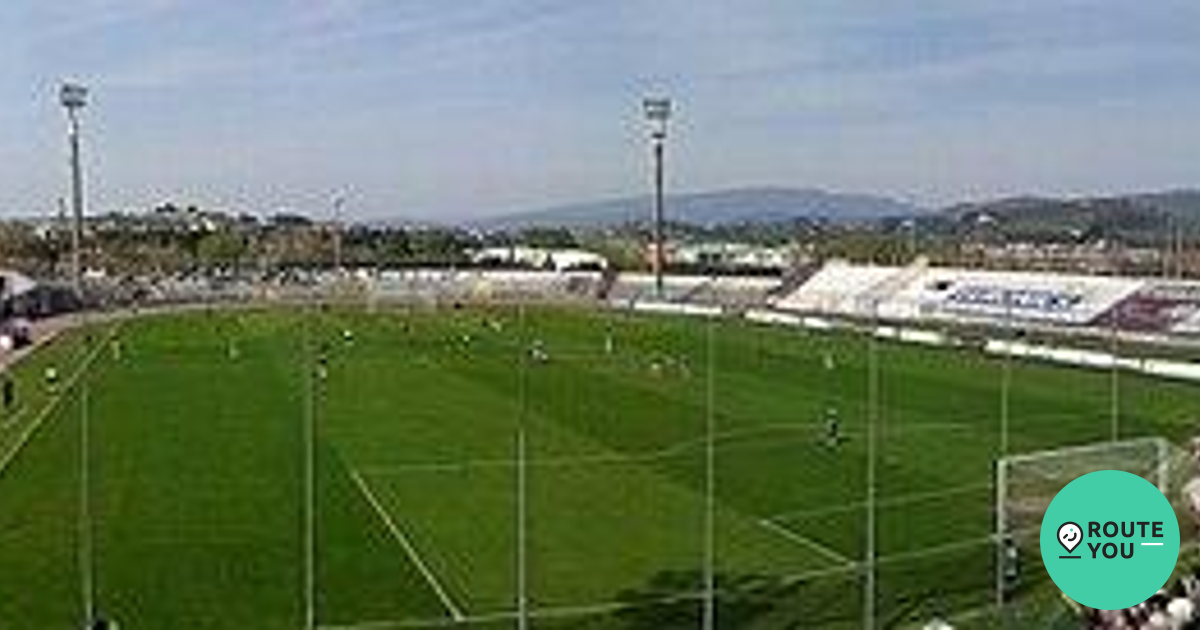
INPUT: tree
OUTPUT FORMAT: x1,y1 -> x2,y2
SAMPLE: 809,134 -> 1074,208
196,230 -> 248,272
517,227 -> 578,249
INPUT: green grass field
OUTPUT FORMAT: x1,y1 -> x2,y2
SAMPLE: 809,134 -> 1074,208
0,305 -> 1197,629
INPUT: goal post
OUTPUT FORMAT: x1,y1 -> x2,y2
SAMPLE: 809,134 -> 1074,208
995,436 -> 1195,617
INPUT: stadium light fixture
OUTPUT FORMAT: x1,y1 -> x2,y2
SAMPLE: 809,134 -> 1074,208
642,97 -> 671,299
60,82 -> 88,296
643,97 -> 671,139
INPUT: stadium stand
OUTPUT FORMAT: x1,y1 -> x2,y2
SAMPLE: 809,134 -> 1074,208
703,276 -> 779,309
603,273 -> 710,305
603,273 -> 778,309
1099,282 -> 1200,335
774,260 -> 1200,340
370,269 -> 601,305
894,267 -> 1142,326
772,260 -> 904,317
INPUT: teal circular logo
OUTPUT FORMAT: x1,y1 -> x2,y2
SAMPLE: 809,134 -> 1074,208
1041,470 -> 1180,609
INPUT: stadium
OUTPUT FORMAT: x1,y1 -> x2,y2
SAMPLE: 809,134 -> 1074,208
0,259 -> 1198,629
7,5 -> 1200,629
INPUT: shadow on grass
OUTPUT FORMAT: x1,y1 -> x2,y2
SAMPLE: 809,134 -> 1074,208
541,568 -> 861,630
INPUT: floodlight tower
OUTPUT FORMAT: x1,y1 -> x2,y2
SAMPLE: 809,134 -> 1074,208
332,194 -> 346,274
60,82 -> 88,296
643,97 -> 671,299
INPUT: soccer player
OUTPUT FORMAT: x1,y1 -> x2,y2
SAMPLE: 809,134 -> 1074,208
44,366 -> 59,395
316,354 -> 328,381
1,377 -> 13,411
1001,534 -> 1020,591
342,329 -> 354,345
530,339 -> 548,363
315,343 -> 329,381
825,407 -> 841,447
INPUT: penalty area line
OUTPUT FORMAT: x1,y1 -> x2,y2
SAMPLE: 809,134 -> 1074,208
757,517 -> 852,565
348,469 -> 467,623
0,326 -> 116,480
316,592 -> 705,630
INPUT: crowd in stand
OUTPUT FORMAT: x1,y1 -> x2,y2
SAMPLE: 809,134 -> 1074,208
1086,575 -> 1200,629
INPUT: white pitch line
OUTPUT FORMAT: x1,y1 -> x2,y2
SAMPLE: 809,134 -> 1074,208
766,481 -> 993,522
358,420 -> 977,478
317,560 -> 875,630
359,423 -> 827,475
757,517 -> 852,565
0,405 -> 29,430
317,591 -> 707,630
0,326 -> 114,480
348,470 -> 466,623
320,531 -> 1007,630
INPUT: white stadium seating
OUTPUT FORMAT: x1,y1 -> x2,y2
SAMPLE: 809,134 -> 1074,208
771,261 -> 905,317
775,260 -> 1200,338
894,268 -> 1143,326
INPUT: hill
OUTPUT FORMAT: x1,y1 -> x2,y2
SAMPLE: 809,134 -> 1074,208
477,187 -> 925,230
941,190 -> 1200,242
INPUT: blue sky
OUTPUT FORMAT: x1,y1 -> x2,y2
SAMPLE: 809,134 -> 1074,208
2,1 -> 1199,221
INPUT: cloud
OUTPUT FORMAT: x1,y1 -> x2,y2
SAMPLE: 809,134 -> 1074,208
4,0 -> 1200,218
10,0 -> 181,45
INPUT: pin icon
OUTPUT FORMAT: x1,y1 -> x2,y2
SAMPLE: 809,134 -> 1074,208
1058,521 -> 1082,554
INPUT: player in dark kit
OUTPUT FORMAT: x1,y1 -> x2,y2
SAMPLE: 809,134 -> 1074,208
825,407 -> 841,447
316,342 -> 330,381
2,377 -> 14,411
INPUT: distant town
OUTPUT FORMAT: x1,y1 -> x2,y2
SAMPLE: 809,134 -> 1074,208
0,187 -> 1194,286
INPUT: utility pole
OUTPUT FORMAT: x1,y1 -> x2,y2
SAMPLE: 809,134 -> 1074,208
703,319 -> 716,630
864,297 -> 879,630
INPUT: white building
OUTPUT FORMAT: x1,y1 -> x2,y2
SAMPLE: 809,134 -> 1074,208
471,246 -> 608,272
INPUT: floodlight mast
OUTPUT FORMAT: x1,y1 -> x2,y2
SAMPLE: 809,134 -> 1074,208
332,194 -> 346,274
643,97 -> 671,299
60,82 -> 88,297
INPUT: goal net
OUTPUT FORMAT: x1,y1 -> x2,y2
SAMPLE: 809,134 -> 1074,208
996,437 -> 1198,616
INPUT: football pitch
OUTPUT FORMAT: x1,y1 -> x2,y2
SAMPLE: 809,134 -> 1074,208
0,305 -> 1197,629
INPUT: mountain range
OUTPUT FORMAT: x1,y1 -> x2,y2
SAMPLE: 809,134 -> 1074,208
474,187 -> 925,230
467,187 -> 1200,239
